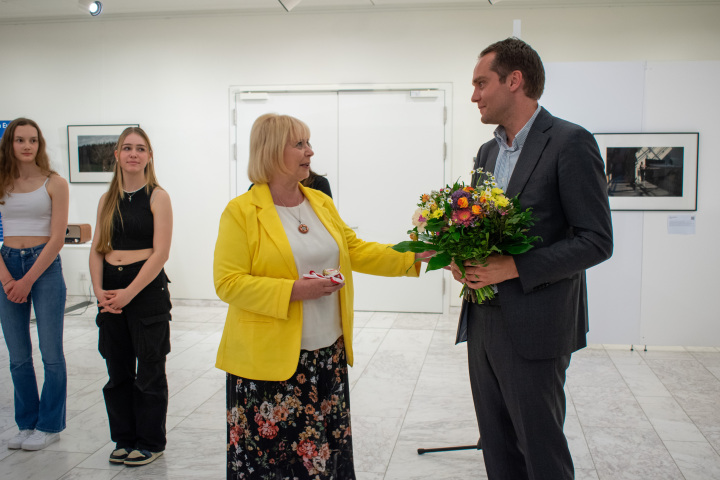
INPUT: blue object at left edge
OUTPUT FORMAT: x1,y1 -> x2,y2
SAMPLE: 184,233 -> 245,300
0,120 -> 10,242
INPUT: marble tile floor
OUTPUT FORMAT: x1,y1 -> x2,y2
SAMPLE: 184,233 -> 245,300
1,303 -> 720,479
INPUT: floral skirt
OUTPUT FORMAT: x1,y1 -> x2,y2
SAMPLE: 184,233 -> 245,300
226,336 -> 356,480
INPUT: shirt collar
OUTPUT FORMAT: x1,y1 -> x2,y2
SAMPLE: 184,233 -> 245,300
493,105 -> 542,151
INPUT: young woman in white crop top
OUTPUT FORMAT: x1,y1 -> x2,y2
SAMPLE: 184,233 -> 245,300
0,118 -> 69,451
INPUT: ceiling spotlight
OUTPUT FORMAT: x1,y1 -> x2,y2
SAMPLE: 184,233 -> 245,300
278,0 -> 302,12
78,1 -> 103,16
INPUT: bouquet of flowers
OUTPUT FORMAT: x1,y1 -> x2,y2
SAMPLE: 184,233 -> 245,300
392,168 -> 541,303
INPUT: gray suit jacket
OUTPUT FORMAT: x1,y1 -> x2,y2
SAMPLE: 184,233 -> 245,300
456,107 -> 613,360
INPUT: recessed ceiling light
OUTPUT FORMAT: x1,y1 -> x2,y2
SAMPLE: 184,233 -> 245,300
78,1 -> 103,17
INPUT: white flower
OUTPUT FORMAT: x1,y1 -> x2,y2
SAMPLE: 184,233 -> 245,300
411,208 -> 427,233
313,456 -> 327,472
259,401 -> 274,419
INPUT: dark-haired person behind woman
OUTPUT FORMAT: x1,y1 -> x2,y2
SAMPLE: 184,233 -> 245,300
251,168 -> 333,198
89,126 -> 173,467
301,169 -> 332,198
0,118 -> 69,451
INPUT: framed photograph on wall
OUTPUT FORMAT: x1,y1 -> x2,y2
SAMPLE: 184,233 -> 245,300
67,124 -> 139,183
594,132 -> 699,211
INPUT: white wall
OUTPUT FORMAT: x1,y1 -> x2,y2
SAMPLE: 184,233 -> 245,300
1,5 -> 719,344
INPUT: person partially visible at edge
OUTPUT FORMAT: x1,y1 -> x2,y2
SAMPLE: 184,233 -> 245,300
214,113 -> 430,479
0,117 -> 69,451
451,38 -> 613,479
250,167 -> 333,198
302,168 -> 332,198
89,126 -> 173,467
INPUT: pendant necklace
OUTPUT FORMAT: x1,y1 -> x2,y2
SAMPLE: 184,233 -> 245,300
278,197 -> 309,234
123,185 -> 145,202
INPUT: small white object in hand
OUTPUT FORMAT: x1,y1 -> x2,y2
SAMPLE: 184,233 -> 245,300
303,267 -> 344,284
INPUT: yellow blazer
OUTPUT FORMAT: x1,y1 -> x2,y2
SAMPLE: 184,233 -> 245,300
214,183 -> 420,381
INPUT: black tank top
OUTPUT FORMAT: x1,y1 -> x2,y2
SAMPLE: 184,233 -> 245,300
111,186 -> 155,250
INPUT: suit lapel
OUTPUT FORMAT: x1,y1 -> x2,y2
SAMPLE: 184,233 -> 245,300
253,184 -> 298,276
483,144 -> 499,173
473,143 -> 499,186
506,107 -> 552,197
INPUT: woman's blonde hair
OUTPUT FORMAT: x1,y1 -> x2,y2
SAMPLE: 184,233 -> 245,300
247,113 -> 310,184
95,126 -> 160,254
0,118 -> 56,203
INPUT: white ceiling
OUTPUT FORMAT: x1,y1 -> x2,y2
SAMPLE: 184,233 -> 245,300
0,0 -> 717,23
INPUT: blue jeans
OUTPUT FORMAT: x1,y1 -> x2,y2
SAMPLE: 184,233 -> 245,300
0,244 -> 67,433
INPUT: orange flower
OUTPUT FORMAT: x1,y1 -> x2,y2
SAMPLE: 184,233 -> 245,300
457,197 -> 469,208
463,186 -> 474,193
472,205 -> 482,215
421,194 -> 430,202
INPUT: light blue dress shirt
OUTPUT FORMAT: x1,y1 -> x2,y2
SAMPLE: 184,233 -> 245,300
492,105 -> 542,191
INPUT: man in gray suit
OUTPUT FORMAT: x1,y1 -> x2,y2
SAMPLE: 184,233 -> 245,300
452,38 -> 613,479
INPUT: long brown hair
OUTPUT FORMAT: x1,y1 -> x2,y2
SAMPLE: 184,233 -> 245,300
95,126 -> 161,254
0,117 -> 56,203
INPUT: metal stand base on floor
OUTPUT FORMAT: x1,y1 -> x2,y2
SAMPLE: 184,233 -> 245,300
417,437 -> 482,455
31,299 -> 93,322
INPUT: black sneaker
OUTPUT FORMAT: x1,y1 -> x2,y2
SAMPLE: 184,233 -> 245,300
124,449 -> 163,466
109,447 -> 131,464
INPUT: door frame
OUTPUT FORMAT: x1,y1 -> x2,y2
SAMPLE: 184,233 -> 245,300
227,83 -> 454,314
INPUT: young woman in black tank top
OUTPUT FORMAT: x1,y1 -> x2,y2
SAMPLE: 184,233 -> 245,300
89,126 -> 173,467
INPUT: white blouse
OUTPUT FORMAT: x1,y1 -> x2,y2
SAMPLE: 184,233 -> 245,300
276,198 -> 342,351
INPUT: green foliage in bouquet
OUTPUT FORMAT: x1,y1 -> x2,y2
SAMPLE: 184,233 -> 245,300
392,169 -> 541,303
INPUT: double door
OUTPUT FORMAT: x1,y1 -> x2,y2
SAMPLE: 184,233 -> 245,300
235,88 -> 446,313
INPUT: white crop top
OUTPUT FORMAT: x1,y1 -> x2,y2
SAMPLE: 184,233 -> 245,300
0,178 -> 52,237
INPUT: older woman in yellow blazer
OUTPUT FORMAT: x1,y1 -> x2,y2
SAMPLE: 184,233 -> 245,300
214,113 -> 425,480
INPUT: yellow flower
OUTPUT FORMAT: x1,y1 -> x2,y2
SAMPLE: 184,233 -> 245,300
422,209 -> 430,218
491,187 -> 504,196
495,197 -> 509,207
430,209 -> 444,219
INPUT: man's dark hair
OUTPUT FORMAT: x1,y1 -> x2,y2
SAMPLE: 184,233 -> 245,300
481,37 -> 545,100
